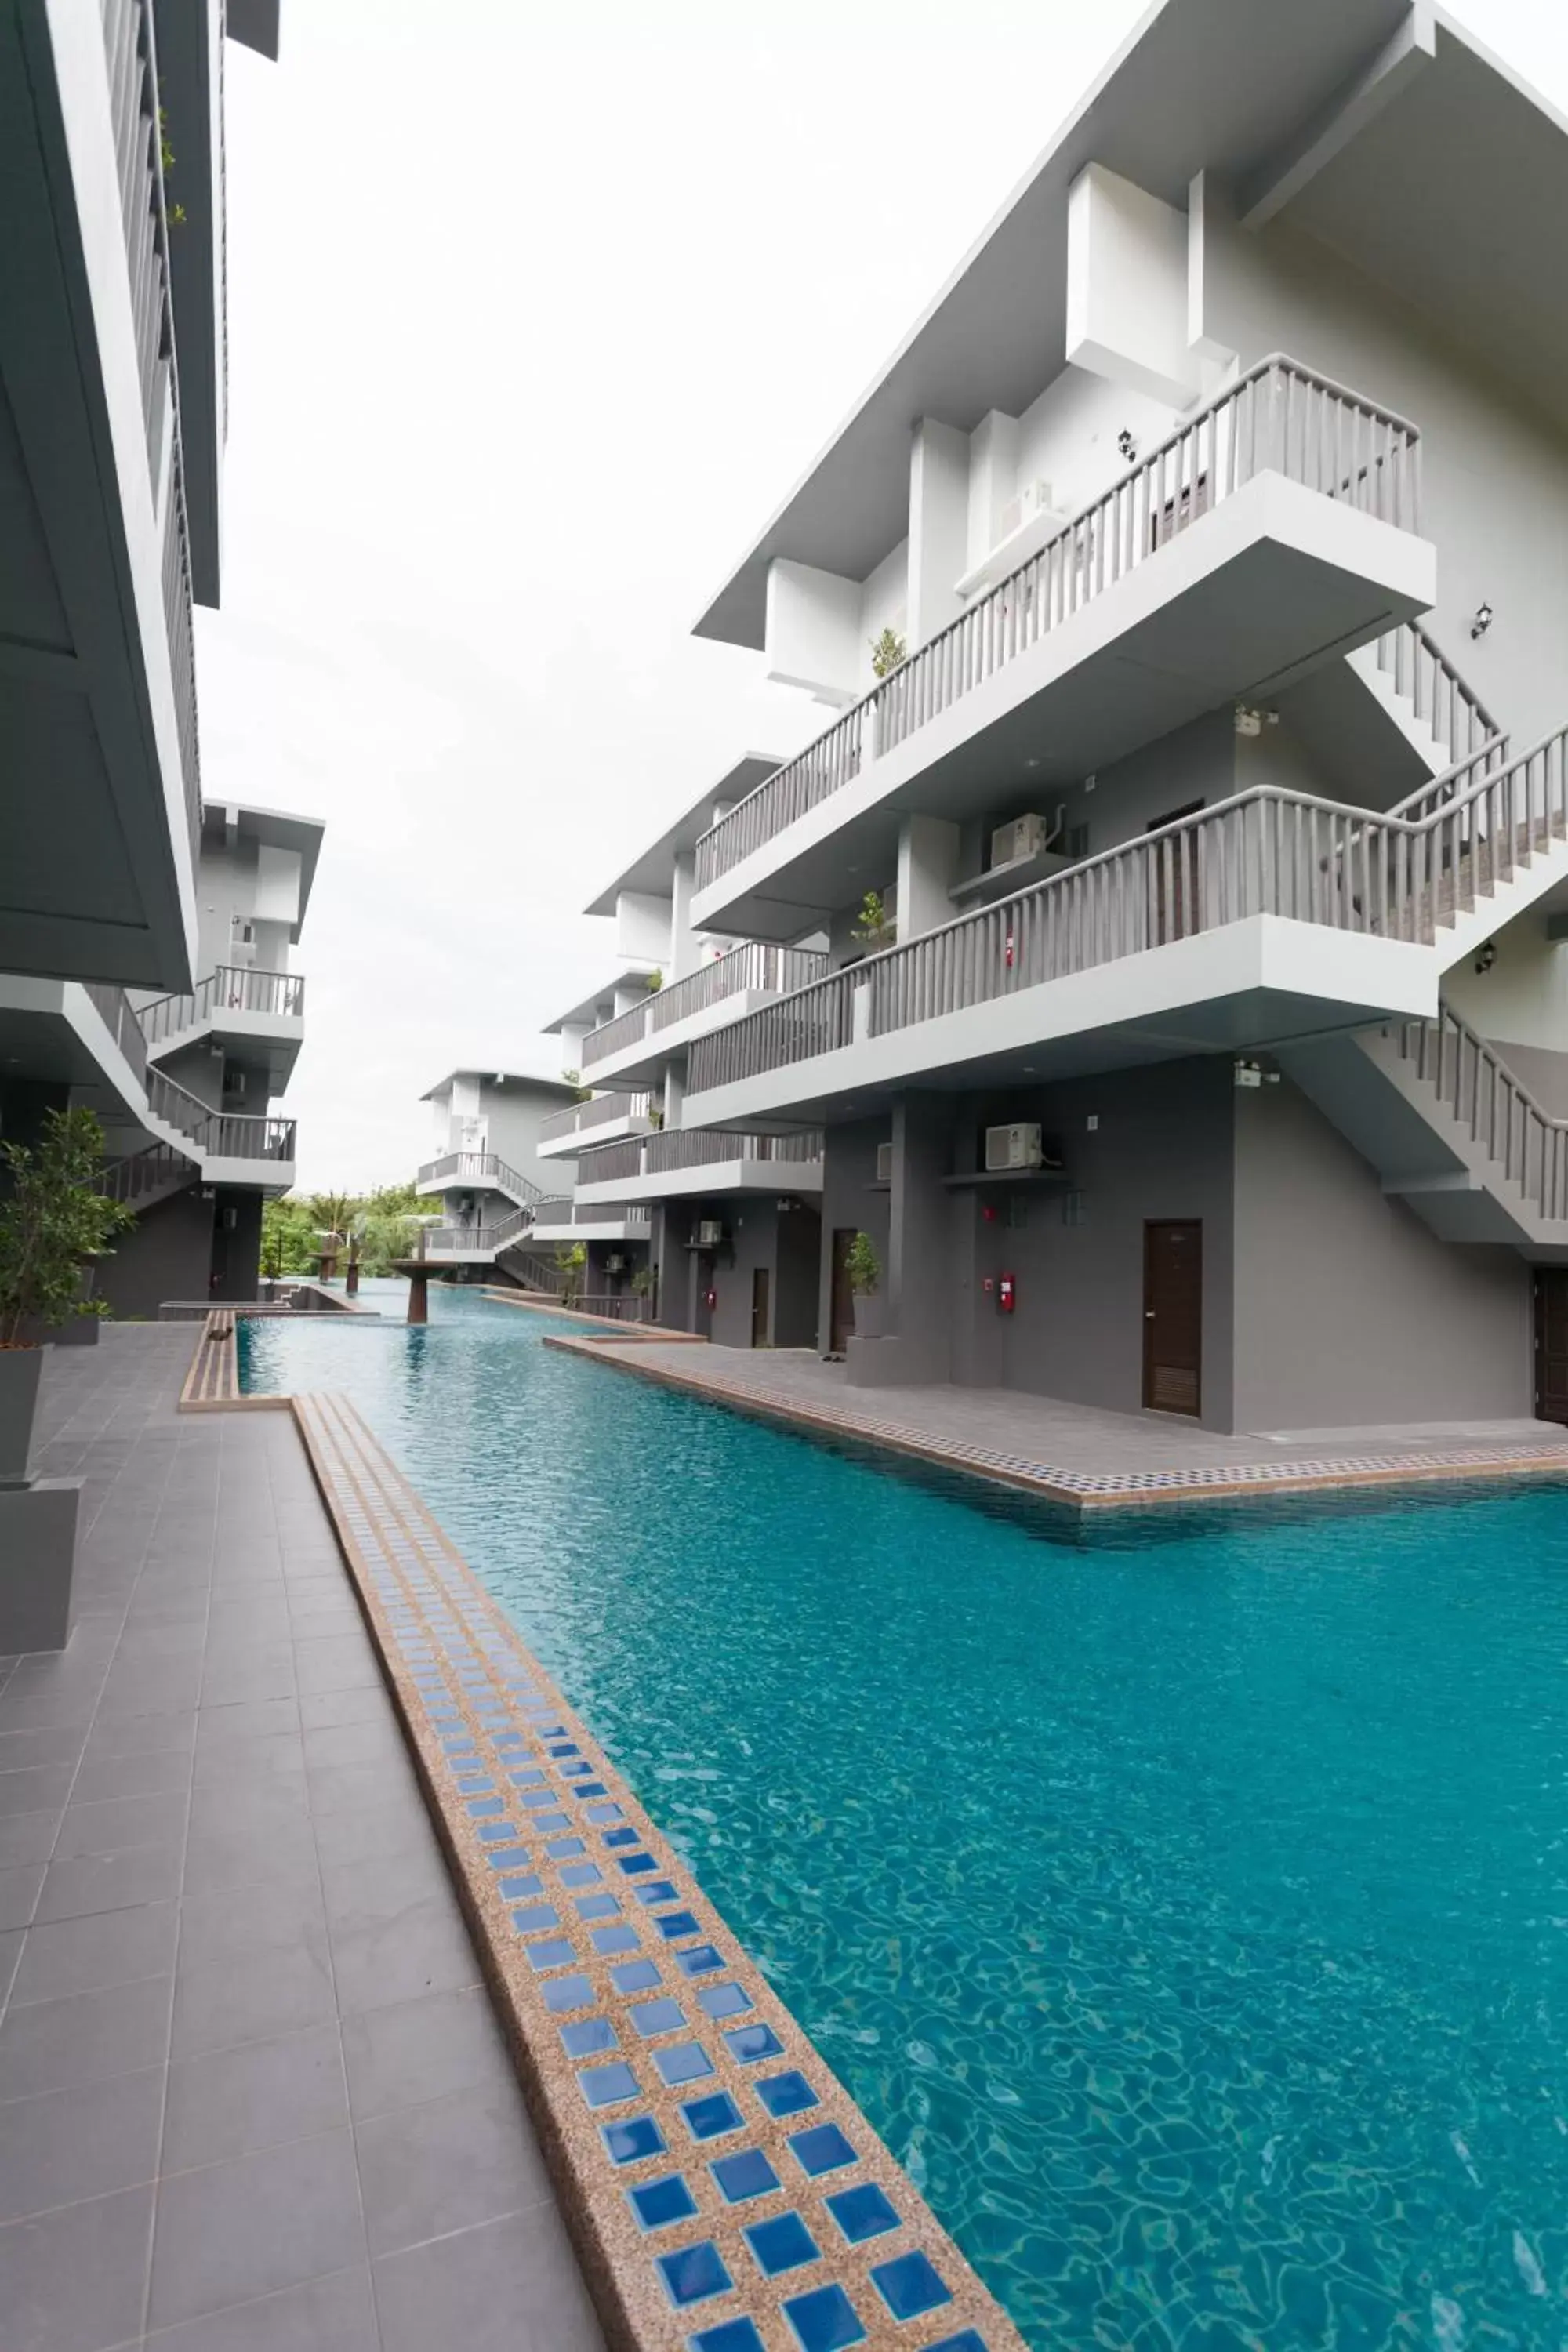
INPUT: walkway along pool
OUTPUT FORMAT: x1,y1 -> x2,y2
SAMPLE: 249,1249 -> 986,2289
243,1287 -> 1568,2350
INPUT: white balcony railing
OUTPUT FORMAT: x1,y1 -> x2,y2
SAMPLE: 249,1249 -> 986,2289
688,722 -> 1568,1098
138,965 -> 306,1049
1394,1008 -> 1568,1228
416,1150 -> 543,1206
694,355 -> 1422,894
581,944 -> 832,1069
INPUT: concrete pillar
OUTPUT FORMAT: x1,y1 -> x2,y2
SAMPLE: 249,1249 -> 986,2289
896,815 -> 960,941
406,1269 -> 428,1325
670,854 -> 698,980
847,1091 -> 953,1388
560,1023 -> 589,1076
662,1064 -> 685,1130
907,418 -> 970,648
345,1258 -> 359,1298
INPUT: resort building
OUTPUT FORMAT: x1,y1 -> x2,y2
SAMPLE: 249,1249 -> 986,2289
659,0 -> 1568,1431
0,2 -> 303,1315
414,1068 -> 590,1288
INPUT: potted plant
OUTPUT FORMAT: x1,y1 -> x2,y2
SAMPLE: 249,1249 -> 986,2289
851,891 -> 897,955
0,1108 -> 133,1483
846,1229 -> 883,1338
630,1263 -> 657,1320
869,626 -> 907,679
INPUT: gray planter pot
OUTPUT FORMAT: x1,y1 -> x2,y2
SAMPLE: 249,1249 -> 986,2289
0,1347 -> 45,1486
851,1290 -> 884,1340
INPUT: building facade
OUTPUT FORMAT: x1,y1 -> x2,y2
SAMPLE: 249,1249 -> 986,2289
654,0 -> 1568,1430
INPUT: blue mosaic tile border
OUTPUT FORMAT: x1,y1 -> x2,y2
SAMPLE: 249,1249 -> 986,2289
544,1339 -> 1568,1512
292,1392 -> 1024,2352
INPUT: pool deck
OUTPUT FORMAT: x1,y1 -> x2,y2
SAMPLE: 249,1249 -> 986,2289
543,1338 -> 1568,1509
1,1328 -> 604,2352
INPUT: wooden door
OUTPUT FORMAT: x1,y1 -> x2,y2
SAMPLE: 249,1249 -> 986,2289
750,1265 -> 771,1349
1536,1270 -> 1568,1422
1143,1221 -> 1202,1416
1148,800 -> 1204,944
829,1229 -> 856,1355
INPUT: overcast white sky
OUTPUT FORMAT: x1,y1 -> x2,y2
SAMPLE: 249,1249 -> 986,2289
202,0 -> 1568,1192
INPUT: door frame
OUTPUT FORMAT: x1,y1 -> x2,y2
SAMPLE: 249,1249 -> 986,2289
750,1264 -> 771,1349
1142,1218 -> 1203,1417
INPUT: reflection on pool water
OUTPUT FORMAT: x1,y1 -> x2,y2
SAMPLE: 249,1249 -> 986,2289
244,1284 -> 1568,2350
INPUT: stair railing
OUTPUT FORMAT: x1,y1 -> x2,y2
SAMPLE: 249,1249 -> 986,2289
1392,1007 -> 1568,1225
1369,620 -> 1505,779
139,966 -> 306,1049
416,1149 -> 543,1206
146,1068 -> 296,1162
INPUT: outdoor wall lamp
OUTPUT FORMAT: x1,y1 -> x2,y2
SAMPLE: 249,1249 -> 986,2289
1116,428 -> 1138,461
1471,602 -> 1494,638
1475,939 -> 1497,974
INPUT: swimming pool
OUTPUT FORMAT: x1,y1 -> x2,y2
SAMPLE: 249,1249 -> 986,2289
245,1287 -> 1568,2350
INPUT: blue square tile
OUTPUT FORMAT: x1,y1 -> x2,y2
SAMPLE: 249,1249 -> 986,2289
633,1881 -> 680,1906
576,1893 -> 621,1922
659,1911 -> 701,1940
575,1781 -> 608,1798
603,1826 -> 638,1847
696,1984 -> 753,2022
561,1760 -> 592,1777
464,1796 -> 503,1817
619,1853 -> 658,1877
486,1847 -> 532,1871
592,1923 -> 640,1956
710,2147 -> 780,2204
586,1802 -> 623,1824
534,1723 -> 567,1739
560,2016 -> 617,2059
675,1945 -> 724,1978
611,1959 -> 661,1994
546,1836 -> 586,1859
788,2123 -> 856,2178
601,2114 -> 665,2166
630,1998 -> 685,2038
542,1972 -> 593,2013
493,1730 -> 526,1748
534,1812 -> 572,1833
475,1821 -> 518,1844
628,2173 -> 698,2233
656,2241 -> 731,2310
578,2060 -> 640,2109
527,1937 -> 577,1973
824,2183 -> 898,2245
923,2336 -> 988,2352
745,2211 -> 819,2278
724,2023 -> 784,2067
561,1862 -> 603,1887
507,1766 -> 546,1788
681,2092 -> 742,2142
548,1741 -> 580,1758
654,2041 -> 714,2089
782,2283 -> 866,2352
869,2250 -> 951,2322
756,2071 -> 818,2119
688,2321 -> 767,2352
454,1774 -> 494,1793
496,1872 -> 543,1900
521,1790 -> 557,1811
510,1903 -> 560,1935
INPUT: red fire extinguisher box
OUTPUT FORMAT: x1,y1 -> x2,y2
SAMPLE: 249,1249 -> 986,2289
997,1273 -> 1016,1313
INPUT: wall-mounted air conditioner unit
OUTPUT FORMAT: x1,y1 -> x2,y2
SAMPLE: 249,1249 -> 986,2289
996,480 -> 1053,540
695,1218 -> 724,1248
990,814 -> 1054,869
985,1122 -> 1044,1172
876,1141 -> 893,1183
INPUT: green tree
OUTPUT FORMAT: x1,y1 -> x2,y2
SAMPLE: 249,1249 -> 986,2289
357,1184 -> 427,1275
0,1109 -> 135,1345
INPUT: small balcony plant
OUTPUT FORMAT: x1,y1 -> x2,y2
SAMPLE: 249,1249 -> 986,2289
0,1109 -> 134,1480
851,891 -> 897,955
846,1229 -> 883,1339
869,627 -> 907,679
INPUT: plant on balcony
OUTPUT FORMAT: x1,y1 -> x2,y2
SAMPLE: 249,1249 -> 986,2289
646,969 -> 663,993
158,107 -> 187,227
851,891 -> 897,953
562,1069 -> 593,1104
845,1231 -> 880,1298
869,627 -> 907,679
556,1241 -> 587,1302
647,1105 -> 665,1131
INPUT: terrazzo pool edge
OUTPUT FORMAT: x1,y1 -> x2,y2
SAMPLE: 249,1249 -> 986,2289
543,1331 -> 1568,1515
281,1383 -> 1025,2352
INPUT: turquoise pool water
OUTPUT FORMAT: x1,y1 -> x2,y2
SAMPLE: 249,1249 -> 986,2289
244,1287 -> 1568,2350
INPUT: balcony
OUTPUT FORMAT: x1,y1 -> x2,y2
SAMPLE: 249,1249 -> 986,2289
683,726 -> 1568,1130
689,358 -> 1435,942
138,966 -> 307,1085
0,0 -> 205,986
579,945 -> 832,1084
416,1152 -> 543,1212
142,1067 -> 296,1189
536,1092 -> 655,1160
417,1209 -> 535,1265
575,1129 -> 824,1206
528,1197 -> 652,1245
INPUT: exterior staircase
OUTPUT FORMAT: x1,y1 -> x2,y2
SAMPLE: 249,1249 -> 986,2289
101,1139 -> 199,1213
1282,1009 -> 1568,1258
416,1152 -> 544,1215
1348,619 -> 1504,782
495,1247 -> 570,1296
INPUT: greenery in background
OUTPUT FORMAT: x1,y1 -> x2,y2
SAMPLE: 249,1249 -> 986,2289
851,890 -> 896,952
561,1069 -> 593,1104
869,626 -> 907,678
0,1109 -> 135,1346
557,1240 -> 587,1302
260,1184 -> 430,1281
158,107 -> 187,227
845,1230 -> 880,1297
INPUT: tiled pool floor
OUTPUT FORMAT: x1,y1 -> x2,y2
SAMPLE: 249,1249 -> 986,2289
0,1329 -> 604,2352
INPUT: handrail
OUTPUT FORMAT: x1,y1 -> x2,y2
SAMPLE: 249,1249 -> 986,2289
688,718 -> 1568,1095
537,1092 -> 652,1144
1368,620 -> 1503,775
695,354 -> 1424,892
139,966 -> 307,1048
583,945 -> 833,1067
100,1140 -> 195,1206
82,982 -> 150,1087
644,1127 -> 823,1172
146,1067 -> 296,1162
420,1207 -> 535,1255
575,1137 -> 644,1182
416,1150 -> 543,1206
530,1196 -> 651,1230
1394,1008 -> 1568,1225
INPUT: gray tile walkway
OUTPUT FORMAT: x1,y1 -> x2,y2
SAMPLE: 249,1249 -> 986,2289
0,1327 -> 605,2352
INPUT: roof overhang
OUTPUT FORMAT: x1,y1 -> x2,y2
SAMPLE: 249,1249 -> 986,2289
227,0 -> 281,61
693,0 -> 1568,652
582,756 -> 786,916
418,1069 -> 583,1104
201,799 -> 326,937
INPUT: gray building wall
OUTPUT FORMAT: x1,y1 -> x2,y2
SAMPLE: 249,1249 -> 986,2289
1230,1078 -> 1531,1430
817,1120 -> 891,1350
656,1196 -> 820,1348
96,1186 -> 215,1319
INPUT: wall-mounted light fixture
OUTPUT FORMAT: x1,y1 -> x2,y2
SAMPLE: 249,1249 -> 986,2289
1471,602 -> 1494,639
1116,428 -> 1138,462
1475,938 -> 1497,974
